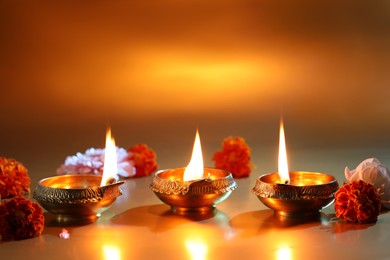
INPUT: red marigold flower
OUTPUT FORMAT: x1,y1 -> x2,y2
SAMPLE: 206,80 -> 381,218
212,136 -> 253,178
128,144 -> 158,177
0,157 -> 30,199
0,197 -> 44,241
334,180 -> 381,223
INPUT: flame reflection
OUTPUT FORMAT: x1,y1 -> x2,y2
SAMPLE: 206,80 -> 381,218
103,245 -> 121,260
185,239 -> 208,260
276,245 -> 292,260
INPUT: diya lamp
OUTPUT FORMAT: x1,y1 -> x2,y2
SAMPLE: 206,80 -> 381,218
33,128 -> 125,223
252,120 -> 339,217
150,130 -> 237,214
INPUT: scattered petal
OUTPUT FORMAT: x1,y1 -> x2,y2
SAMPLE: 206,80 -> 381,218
59,228 -> 70,239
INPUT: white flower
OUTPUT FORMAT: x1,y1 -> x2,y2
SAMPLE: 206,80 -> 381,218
56,147 -> 135,178
345,158 -> 390,209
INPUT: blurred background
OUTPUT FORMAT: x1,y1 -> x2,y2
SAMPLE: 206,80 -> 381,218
1,0 -> 390,184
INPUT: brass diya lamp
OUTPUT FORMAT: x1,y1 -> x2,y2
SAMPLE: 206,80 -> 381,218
33,128 -> 125,223
252,120 -> 339,217
151,167 -> 236,213
150,130 -> 237,213
33,175 -> 124,222
252,171 -> 339,217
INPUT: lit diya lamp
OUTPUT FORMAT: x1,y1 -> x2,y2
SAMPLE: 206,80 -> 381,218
252,120 -> 339,217
33,128 -> 125,223
150,130 -> 237,213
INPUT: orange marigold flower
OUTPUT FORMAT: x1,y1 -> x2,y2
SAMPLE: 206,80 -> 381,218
128,144 -> 158,177
0,197 -> 44,241
0,157 -> 30,199
334,180 -> 381,223
212,136 -> 253,178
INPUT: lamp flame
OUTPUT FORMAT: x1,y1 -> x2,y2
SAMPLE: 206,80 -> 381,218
100,128 -> 118,186
278,120 -> 290,184
183,129 -> 204,181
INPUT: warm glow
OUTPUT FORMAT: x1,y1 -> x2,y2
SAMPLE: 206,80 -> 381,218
100,128 -> 118,186
183,129 -> 204,181
103,245 -> 121,260
185,239 -> 208,260
278,120 -> 290,184
276,246 -> 292,260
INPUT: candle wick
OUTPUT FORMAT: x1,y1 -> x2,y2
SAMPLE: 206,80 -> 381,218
284,180 -> 289,184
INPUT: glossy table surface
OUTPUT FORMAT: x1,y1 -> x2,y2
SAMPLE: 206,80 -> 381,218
1,149 -> 389,260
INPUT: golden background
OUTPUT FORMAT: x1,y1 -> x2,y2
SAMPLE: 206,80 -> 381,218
1,0 -> 390,181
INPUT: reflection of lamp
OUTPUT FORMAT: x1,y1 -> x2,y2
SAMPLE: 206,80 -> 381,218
185,239 -> 208,260
276,245 -> 292,260
103,245 -> 121,260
